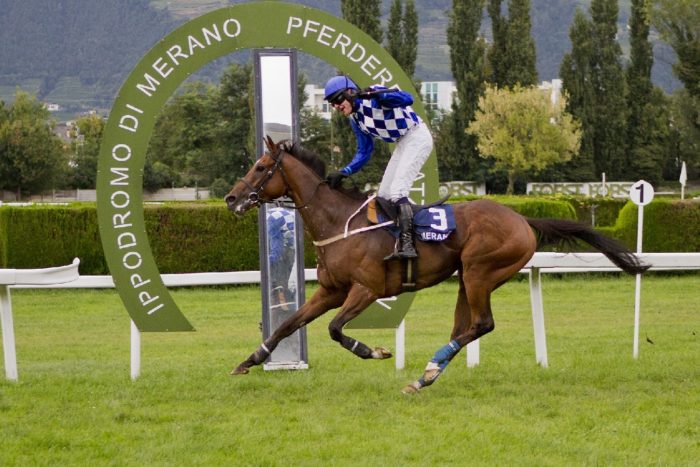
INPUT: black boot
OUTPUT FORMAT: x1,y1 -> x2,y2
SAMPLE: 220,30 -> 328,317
384,203 -> 418,260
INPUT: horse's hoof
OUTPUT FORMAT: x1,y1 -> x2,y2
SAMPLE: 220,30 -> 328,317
371,347 -> 392,359
230,365 -> 249,375
401,381 -> 421,394
423,368 -> 440,383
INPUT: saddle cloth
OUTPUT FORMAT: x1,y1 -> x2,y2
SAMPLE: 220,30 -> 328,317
367,197 -> 456,242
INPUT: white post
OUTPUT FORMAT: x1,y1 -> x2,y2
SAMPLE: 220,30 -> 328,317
529,268 -> 549,367
395,319 -> 405,370
131,320 -> 141,380
466,339 -> 480,367
629,180 -> 653,359
633,205 -> 644,359
0,285 -> 18,381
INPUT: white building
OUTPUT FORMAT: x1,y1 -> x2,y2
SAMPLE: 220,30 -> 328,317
420,81 -> 456,113
304,84 -> 333,120
303,79 -> 563,118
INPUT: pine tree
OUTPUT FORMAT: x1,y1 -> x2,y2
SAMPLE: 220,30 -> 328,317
503,0 -> 537,87
559,9 -> 596,181
341,0 -> 383,43
386,0 -> 418,80
589,0 -> 628,179
487,0 -> 508,87
626,0 -> 668,184
441,0 -> 487,182
487,0 -> 537,88
402,0 -> 419,79
387,0 -> 403,66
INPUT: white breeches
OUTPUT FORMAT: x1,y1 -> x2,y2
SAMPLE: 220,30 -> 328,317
377,123 -> 434,202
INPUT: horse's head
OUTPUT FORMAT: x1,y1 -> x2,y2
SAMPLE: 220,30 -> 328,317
225,136 -> 288,214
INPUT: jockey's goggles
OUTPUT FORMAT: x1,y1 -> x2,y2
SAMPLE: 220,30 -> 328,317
327,91 -> 347,106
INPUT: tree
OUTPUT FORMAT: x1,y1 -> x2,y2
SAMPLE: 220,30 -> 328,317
626,0 -> 669,184
386,0 -> 419,80
487,0 -> 538,88
653,0 -> 700,98
559,9 -> 596,181
589,0 -> 628,179
214,62 -> 254,178
487,0 -> 508,86
560,1 -> 628,181
654,0 -> 700,179
68,114 -> 104,189
503,0 -> 537,87
467,85 -> 581,194
341,0 -> 383,43
146,63 -> 253,190
440,0 -> 487,183
0,91 -> 66,198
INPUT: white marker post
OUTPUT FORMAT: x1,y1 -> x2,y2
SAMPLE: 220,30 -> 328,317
629,180 -> 654,359
679,161 -> 687,200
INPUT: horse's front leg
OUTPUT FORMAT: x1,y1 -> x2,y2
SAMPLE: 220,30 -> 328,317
231,286 -> 345,375
328,284 -> 392,360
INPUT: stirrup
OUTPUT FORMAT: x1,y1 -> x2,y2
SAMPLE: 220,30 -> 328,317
384,239 -> 418,261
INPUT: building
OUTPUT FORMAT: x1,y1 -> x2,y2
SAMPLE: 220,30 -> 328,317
303,79 -> 562,118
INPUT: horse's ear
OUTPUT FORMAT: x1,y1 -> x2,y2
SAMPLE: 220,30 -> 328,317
264,135 -> 275,152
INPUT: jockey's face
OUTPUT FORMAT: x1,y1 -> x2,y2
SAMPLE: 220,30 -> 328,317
332,97 -> 353,116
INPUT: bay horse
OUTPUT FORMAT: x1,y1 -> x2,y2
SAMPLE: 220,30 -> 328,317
224,137 -> 648,393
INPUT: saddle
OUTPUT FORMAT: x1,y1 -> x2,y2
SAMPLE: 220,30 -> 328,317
367,196 -> 456,292
367,196 -> 456,242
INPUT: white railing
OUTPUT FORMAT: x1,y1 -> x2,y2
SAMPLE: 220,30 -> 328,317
1,259 -> 80,380
4,253 -> 699,381
464,252 -> 700,368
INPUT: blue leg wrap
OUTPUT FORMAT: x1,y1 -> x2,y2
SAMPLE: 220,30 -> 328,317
431,339 -> 461,366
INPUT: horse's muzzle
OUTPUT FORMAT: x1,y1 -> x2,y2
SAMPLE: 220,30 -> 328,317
225,193 -> 255,215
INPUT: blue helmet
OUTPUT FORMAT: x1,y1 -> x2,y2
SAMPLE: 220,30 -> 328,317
324,75 -> 358,101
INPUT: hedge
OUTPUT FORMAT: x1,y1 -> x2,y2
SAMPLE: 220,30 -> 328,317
0,203 -> 323,274
0,198 -> 575,274
3,198 -> 696,274
613,199 -> 700,252
452,195 -> 578,220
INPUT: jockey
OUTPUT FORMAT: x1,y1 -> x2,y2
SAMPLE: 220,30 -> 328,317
323,75 -> 434,260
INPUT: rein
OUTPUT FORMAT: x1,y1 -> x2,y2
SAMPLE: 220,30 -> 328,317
312,195 -> 394,247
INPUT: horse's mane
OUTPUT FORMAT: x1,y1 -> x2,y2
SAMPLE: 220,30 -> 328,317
280,140 -> 368,201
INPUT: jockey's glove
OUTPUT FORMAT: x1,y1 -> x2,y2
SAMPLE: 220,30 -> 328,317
326,171 -> 348,189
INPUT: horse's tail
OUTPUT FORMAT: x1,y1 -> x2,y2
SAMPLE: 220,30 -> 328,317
526,218 -> 650,275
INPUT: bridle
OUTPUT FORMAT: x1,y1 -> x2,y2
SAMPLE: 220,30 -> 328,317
237,144 -> 323,210
237,146 -> 286,207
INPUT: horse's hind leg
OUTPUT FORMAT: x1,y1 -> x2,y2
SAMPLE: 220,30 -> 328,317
231,286 -> 345,375
328,284 -> 392,360
403,275 -> 495,394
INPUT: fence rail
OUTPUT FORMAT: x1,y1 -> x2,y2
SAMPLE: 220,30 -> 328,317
3,253 -> 700,381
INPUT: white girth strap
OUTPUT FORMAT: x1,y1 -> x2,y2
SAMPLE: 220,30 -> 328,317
312,195 -> 394,247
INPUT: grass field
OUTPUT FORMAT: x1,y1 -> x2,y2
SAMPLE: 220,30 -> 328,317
1,274 -> 698,465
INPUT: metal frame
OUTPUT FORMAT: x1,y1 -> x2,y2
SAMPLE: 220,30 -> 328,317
253,49 -> 308,369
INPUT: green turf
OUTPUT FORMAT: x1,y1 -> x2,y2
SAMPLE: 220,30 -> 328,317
1,274 -> 698,465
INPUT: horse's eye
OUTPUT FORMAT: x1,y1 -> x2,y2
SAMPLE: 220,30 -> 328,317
255,165 -> 266,172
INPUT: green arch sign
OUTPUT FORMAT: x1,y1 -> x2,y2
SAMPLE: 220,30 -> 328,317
97,1 -> 438,331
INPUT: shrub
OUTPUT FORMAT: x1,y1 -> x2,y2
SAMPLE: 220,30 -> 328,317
614,199 -> 700,252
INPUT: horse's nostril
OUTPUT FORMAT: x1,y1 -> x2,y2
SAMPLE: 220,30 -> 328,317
224,194 -> 235,204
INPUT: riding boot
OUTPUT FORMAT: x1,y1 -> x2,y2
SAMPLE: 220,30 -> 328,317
384,203 -> 418,260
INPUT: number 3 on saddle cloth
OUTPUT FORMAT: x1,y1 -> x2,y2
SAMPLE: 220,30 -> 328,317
367,197 -> 456,290
367,197 -> 457,242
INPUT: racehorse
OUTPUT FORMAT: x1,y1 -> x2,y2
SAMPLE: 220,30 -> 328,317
224,137 -> 648,393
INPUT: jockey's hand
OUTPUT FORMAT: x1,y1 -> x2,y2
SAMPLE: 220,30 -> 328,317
326,171 -> 348,189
